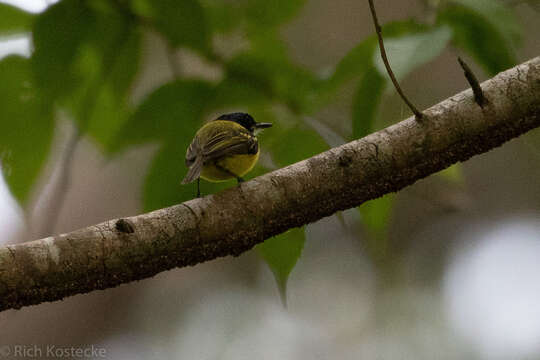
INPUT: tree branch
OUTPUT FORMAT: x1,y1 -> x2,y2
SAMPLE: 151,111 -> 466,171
1,57 -> 540,312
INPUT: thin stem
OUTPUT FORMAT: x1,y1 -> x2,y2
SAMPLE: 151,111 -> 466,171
367,0 -> 423,120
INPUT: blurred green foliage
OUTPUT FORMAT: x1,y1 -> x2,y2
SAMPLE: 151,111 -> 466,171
359,193 -> 394,263
0,3 -> 34,34
0,0 -> 525,295
437,0 -> 521,74
0,56 -> 53,203
257,227 -> 305,306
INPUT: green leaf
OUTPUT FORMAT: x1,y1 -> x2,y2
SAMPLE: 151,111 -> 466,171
373,25 -> 452,81
0,3 -> 35,35
449,0 -> 521,46
358,194 -> 395,260
352,66 -> 386,140
32,0 -> 141,148
325,38 -> 377,93
0,56 -> 53,204
437,0 -> 521,74
437,163 -> 464,184
31,0 -> 96,100
110,80 -> 214,153
257,227 -> 305,306
82,79 -> 133,148
68,24 -> 142,148
134,0 -> 208,51
81,3 -> 140,96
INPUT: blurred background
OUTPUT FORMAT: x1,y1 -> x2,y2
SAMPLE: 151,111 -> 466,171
1,0 -> 540,358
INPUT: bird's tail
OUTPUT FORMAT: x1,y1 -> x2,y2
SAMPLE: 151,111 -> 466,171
181,157 -> 203,184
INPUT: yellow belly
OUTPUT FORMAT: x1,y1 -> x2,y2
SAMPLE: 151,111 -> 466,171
200,152 -> 260,182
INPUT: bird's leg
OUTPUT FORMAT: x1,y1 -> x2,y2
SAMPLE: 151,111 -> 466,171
215,164 -> 243,185
197,178 -> 201,198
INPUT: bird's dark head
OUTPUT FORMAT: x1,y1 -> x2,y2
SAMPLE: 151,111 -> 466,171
216,112 -> 272,133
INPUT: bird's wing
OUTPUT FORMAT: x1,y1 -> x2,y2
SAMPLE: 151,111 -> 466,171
201,127 -> 258,162
185,137 -> 200,167
182,137 -> 204,184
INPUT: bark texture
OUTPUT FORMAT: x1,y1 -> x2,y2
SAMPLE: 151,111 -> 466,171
1,56 -> 540,312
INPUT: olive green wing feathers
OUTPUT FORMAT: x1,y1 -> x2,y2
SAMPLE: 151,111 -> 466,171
201,128 -> 258,161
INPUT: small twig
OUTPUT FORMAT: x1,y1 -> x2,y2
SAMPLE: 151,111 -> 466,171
367,0 -> 424,121
458,57 -> 487,107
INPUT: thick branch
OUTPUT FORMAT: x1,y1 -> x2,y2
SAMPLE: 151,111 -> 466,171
1,57 -> 540,312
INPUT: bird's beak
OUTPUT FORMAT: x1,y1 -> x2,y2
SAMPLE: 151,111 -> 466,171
255,122 -> 272,129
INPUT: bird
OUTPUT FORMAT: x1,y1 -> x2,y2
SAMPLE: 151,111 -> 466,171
181,112 -> 272,197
